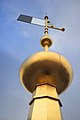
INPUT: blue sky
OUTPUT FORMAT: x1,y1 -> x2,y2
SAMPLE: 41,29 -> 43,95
0,0 -> 80,120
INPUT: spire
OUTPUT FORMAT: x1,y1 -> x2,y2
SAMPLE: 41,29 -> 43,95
17,14 -> 73,120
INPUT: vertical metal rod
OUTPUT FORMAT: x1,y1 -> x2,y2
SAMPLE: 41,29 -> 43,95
44,16 -> 48,35
44,16 -> 49,51
44,45 -> 48,51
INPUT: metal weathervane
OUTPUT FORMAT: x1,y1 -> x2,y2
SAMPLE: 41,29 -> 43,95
17,14 -> 65,34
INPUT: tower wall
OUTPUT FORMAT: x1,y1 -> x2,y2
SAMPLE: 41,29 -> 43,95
27,84 -> 62,120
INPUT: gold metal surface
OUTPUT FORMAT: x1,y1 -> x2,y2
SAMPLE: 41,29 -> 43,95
40,35 -> 52,49
20,51 -> 73,94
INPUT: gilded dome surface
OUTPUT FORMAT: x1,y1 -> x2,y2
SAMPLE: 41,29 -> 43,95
20,51 -> 73,94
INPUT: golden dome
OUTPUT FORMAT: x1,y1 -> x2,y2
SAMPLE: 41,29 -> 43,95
20,51 -> 73,94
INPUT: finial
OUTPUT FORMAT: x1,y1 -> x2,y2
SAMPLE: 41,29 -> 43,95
17,14 -> 65,51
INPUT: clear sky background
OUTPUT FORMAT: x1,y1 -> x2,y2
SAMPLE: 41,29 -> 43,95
0,0 -> 80,120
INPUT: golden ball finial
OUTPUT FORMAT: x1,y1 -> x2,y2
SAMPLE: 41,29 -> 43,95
40,35 -> 53,51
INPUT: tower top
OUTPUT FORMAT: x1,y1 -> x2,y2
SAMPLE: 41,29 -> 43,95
18,14 -> 73,120
17,14 -> 73,94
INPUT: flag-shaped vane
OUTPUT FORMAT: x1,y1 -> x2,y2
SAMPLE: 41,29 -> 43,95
17,14 -> 45,27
